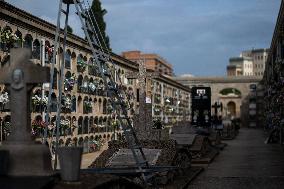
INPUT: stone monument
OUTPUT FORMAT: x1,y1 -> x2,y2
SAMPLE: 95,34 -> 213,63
0,48 -> 53,176
126,60 -> 160,140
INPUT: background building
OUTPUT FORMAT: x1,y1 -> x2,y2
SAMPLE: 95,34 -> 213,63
122,51 -> 174,76
227,48 -> 269,77
174,75 -> 262,127
227,57 -> 253,76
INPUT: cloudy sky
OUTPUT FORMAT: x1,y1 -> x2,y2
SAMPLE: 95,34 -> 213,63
7,0 -> 281,76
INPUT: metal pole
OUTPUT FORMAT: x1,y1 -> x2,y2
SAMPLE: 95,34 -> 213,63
41,40 -> 46,142
44,0 -> 63,144
54,2 -> 70,169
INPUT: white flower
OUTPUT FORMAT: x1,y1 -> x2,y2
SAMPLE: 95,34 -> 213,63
0,92 -> 9,104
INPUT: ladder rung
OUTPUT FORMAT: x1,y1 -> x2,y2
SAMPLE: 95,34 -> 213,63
83,27 -> 94,35
80,12 -> 89,19
61,9 -> 67,15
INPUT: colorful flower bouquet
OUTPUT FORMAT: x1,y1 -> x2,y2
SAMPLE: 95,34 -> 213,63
77,59 -> 87,72
45,44 -> 54,59
64,74 -> 76,91
32,120 -> 47,136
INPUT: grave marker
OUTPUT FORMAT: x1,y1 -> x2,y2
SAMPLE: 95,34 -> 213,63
126,60 -> 159,140
0,48 -> 53,176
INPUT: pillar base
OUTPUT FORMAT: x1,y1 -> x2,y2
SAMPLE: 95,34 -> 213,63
0,143 -> 54,176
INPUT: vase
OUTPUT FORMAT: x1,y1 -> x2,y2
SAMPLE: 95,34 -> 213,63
58,146 -> 83,182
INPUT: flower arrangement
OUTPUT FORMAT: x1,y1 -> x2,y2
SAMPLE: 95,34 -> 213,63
60,119 -> 71,129
0,92 -> 9,105
111,120 -> 119,127
164,106 -> 174,114
88,82 -> 96,93
61,96 -> 71,110
80,81 -> 89,92
45,44 -> 54,61
77,59 -> 87,71
107,104 -> 113,112
0,29 -> 23,45
154,94 -> 161,104
90,139 -> 103,151
84,101 -> 92,112
165,97 -> 171,104
3,121 -> 11,135
31,120 -> 47,136
154,105 -> 161,113
32,94 -> 48,106
64,74 -> 76,91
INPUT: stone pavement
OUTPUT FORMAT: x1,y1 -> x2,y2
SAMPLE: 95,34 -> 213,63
188,128 -> 284,189
81,142 -> 109,169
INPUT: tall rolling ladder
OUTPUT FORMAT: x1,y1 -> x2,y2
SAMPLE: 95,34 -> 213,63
45,0 -> 151,184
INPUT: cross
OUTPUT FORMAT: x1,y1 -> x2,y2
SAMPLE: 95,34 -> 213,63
212,101 -> 223,115
126,60 -> 159,116
0,48 -> 50,143
125,60 -> 159,139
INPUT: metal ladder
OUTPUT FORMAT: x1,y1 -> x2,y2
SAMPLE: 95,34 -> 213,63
49,0 -> 151,184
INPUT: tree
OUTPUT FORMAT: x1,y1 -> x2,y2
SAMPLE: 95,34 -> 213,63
67,25 -> 73,34
89,0 -> 111,50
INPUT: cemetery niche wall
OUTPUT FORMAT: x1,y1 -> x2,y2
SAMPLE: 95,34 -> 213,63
262,0 -> 284,144
0,1 -> 191,155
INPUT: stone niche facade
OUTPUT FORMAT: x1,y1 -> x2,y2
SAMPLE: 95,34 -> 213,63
0,2 -> 190,153
262,0 -> 284,130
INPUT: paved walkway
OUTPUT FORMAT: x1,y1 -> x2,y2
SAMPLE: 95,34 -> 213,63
188,128 -> 284,189
81,142 -> 109,168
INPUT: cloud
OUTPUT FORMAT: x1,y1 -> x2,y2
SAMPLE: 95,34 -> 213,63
6,0 -> 281,76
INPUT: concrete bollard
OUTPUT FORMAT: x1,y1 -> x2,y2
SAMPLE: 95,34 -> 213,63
58,147 -> 83,182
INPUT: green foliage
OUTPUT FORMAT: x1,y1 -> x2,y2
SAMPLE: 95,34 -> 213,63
219,88 -> 241,96
89,0 -> 111,50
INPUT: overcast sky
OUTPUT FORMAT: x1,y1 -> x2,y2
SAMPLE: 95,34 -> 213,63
7,0 -> 281,76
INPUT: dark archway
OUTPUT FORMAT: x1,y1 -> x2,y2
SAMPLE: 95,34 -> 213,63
32,39 -> 40,59
227,101 -> 236,117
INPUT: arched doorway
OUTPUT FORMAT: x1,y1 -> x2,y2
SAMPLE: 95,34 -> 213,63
227,101 -> 236,118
